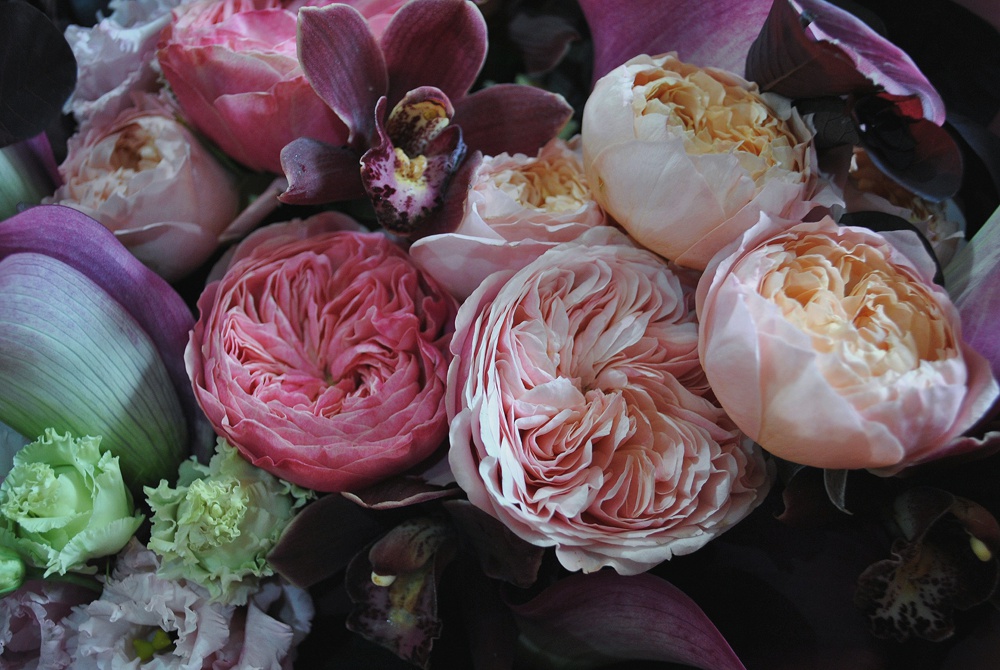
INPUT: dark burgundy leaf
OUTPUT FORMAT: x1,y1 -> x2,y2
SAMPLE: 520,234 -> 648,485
443,500 -> 544,588
268,494 -> 383,588
0,1 -> 76,147
824,469 -> 852,515
507,11 -> 579,75
510,571 -> 747,670
851,93 -> 963,202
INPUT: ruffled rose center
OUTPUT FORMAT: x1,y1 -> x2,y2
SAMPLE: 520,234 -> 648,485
633,60 -> 800,179
757,233 -> 957,381
69,120 -> 165,210
490,148 -> 591,213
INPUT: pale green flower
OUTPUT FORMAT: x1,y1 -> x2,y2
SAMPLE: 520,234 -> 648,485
145,439 -> 311,605
0,428 -> 143,576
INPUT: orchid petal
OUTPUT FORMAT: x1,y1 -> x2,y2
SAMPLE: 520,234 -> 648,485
510,571 -> 747,670
380,0 -> 487,106
278,137 -> 364,205
443,500 -> 544,588
578,0 -> 772,82
453,84 -> 572,157
746,0 -> 946,124
0,205 -> 204,460
945,205 -> 1000,384
0,253 -> 186,487
361,93 -> 466,237
298,4 -> 388,147
508,11 -> 580,75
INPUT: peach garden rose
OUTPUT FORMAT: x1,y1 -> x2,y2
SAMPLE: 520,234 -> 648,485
186,213 -> 458,492
447,228 -> 771,575
697,215 -> 999,472
582,52 -> 828,270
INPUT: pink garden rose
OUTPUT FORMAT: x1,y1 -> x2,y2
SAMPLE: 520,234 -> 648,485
46,93 -> 239,282
186,213 -> 458,492
582,52 -> 830,270
448,228 -> 771,575
409,136 -> 607,300
157,0 -> 404,173
697,215 -> 999,472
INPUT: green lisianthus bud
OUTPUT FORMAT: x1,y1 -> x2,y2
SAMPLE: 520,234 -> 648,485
0,428 -> 144,576
145,439 -> 311,605
0,545 -> 26,596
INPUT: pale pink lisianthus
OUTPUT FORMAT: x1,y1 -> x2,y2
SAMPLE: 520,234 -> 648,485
448,228 -> 771,575
582,52 -> 834,270
65,539 -> 313,669
46,93 -> 239,282
697,214 -> 999,473
409,136 -> 606,300
157,0 -> 405,173
186,213 -> 459,492
0,580 -> 95,670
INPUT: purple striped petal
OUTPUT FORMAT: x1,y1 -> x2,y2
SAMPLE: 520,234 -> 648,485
278,137 -> 364,205
452,84 -> 572,157
578,0 -> 772,82
380,0 -> 487,106
510,571 -> 747,670
298,4 -> 388,146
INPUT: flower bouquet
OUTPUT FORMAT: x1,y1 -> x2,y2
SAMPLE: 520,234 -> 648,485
2,0 -> 1000,667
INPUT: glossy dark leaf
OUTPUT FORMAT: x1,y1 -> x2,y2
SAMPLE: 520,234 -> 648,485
851,93 -> 963,202
268,494 -> 383,588
824,469 -> 852,515
507,11 -> 580,75
747,0 -> 945,124
0,1 -> 77,147
510,571 -> 747,670
443,500 -> 544,588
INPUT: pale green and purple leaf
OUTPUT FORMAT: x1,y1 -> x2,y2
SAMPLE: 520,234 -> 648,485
577,0 -> 772,82
510,571 -> 748,670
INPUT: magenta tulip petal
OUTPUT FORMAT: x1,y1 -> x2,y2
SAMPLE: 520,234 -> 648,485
298,4 -> 388,146
0,205 -> 198,440
747,0 -> 946,124
380,0 -> 487,106
453,84 -> 572,157
510,571 -> 747,670
578,0 -> 772,82
278,137 -> 364,205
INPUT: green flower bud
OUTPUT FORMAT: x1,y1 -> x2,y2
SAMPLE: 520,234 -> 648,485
0,545 -> 25,596
145,439 -> 311,605
0,428 -> 144,576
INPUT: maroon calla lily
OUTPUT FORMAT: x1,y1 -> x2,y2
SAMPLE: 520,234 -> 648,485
510,571 -> 748,670
577,0 -> 773,82
281,0 -> 572,237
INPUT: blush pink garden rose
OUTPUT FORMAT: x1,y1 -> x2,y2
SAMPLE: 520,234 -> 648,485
697,214 -> 999,473
46,93 -> 239,282
409,136 -> 607,300
448,228 -> 771,575
582,52 -> 833,271
186,213 -> 459,492
157,0 -> 406,173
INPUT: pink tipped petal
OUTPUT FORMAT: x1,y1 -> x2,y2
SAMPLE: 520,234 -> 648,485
279,137 -> 364,205
511,571 -> 747,670
453,85 -> 572,157
297,4 -> 388,146
747,0 -> 946,124
578,0 -> 772,82
380,0 -> 487,106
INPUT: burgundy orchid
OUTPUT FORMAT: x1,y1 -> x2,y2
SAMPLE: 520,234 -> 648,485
279,0 -> 572,237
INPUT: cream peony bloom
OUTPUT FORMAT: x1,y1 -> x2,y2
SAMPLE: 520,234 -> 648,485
697,215 -> 998,472
582,53 -> 828,270
410,137 -> 606,300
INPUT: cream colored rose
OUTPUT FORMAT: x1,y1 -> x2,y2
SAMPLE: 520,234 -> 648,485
410,137 -> 606,300
697,215 -> 998,472
583,53 -> 826,270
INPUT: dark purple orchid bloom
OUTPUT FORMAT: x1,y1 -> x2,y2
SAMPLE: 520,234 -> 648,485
279,0 -> 572,237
